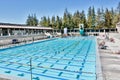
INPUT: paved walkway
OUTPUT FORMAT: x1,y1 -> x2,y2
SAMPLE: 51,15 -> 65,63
97,33 -> 120,80
99,49 -> 120,80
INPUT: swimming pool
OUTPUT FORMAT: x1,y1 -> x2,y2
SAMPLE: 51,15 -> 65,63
0,37 -> 97,80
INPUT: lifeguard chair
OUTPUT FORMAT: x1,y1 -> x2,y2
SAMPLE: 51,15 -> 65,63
79,24 -> 85,36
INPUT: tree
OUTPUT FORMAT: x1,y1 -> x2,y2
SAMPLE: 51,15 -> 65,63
51,16 -> 56,28
26,14 -> 32,26
100,7 -> 105,28
117,2 -> 120,14
40,16 -> 47,26
56,16 -> 62,29
111,7 -> 114,15
68,14 -> 74,29
113,14 -> 120,26
104,8 -> 112,28
63,8 -> 69,28
73,10 -> 81,28
91,6 -> 96,28
26,14 -> 38,26
96,8 -> 105,28
115,2 -> 120,24
81,10 -> 87,28
56,16 -> 60,29
47,17 -> 50,26
35,2 -> 120,29
111,7 -> 115,27
33,14 -> 38,26
96,8 -> 101,28
87,6 -> 92,28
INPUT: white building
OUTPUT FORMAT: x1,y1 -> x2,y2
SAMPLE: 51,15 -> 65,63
0,23 -> 53,36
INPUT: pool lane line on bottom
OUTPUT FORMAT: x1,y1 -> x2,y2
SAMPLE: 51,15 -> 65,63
0,59 -> 95,74
0,66 -> 67,80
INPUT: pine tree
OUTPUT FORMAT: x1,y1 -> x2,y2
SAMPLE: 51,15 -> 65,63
105,8 -> 112,28
26,14 -> 38,26
96,8 -> 101,28
29,2 -> 120,29
47,17 -> 50,27
73,10 -> 81,28
56,16 -> 63,29
100,7 -> 105,28
87,6 -> 92,28
111,7 -> 115,27
81,10 -> 87,28
91,6 -> 96,28
26,14 -> 32,26
63,8 -> 68,28
51,16 -> 56,28
68,13 -> 74,29
40,16 -> 47,27
116,2 -> 120,24
33,14 -> 38,26
56,16 -> 60,29
59,18 -> 63,29
117,2 -> 120,14
113,14 -> 120,26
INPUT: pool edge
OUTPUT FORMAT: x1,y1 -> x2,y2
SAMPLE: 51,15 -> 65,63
0,38 -> 57,51
95,37 -> 103,80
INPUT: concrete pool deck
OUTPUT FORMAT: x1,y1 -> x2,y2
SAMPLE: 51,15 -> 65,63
98,33 -> 120,80
99,49 -> 120,80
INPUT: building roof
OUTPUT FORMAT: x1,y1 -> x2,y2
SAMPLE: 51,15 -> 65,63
0,22 -> 53,30
0,22 -> 26,26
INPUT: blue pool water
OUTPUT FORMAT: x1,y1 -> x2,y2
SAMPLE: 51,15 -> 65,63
0,37 -> 96,80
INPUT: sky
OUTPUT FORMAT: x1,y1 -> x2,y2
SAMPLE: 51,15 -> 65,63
0,0 -> 119,24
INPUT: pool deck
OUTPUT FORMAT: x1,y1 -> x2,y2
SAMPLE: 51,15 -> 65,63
99,49 -> 120,80
98,33 -> 120,80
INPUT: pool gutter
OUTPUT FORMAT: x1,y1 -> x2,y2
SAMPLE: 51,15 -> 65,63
0,74 -> 27,80
0,37 -> 57,51
95,37 -> 103,80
